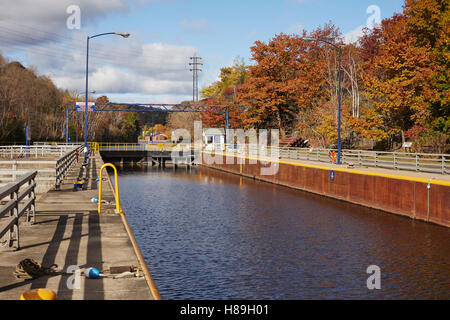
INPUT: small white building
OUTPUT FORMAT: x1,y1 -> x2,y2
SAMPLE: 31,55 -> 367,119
203,128 -> 225,149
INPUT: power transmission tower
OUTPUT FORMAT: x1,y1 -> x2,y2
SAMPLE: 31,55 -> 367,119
189,55 -> 202,104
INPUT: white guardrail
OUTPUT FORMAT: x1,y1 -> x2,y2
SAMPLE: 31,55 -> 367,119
0,145 -> 83,189
0,145 -> 78,159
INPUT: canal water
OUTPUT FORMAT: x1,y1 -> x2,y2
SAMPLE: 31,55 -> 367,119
115,165 -> 450,300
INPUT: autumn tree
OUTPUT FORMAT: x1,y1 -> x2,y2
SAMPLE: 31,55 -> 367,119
404,0 -> 449,150
200,58 -> 246,129
199,0 -> 448,151
201,57 -> 247,101
237,24 -> 359,146
237,32 -> 323,135
358,14 -> 436,148
0,56 -> 64,143
166,103 -> 202,140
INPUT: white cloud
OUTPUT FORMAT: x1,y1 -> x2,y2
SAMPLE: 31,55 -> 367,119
343,25 -> 365,44
54,66 -> 192,95
180,19 -> 211,33
343,4 -> 382,44
0,0 -> 198,103
32,41 -> 197,96
0,0 -> 134,45
106,93 -> 188,104
343,23 -> 381,44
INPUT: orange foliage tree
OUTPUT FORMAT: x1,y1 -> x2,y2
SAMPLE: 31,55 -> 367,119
201,0 -> 449,151
237,24 -> 358,146
357,14 -> 436,147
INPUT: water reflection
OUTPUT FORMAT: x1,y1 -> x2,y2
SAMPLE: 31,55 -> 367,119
115,163 -> 450,300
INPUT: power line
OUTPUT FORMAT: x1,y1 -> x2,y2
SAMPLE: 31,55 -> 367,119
0,21 -> 199,72
189,54 -> 202,103
0,24 -> 147,62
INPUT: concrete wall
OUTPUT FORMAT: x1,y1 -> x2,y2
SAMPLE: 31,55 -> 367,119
0,161 -> 57,194
202,153 -> 450,228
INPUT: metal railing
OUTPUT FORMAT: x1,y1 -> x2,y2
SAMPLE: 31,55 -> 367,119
225,144 -> 450,175
34,142 -> 82,147
0,145 -> 80,159
96,142 -> 176,152
93,142 -> 449,175
0,145 -> 83,190
0,171 -> 37,251
55,146 -> 83,189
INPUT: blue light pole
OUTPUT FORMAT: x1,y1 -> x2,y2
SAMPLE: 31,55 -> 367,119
65,106 -> 69,144
304,38 -> 342,165
26,125 -> 30,158
84,32 -> 130,161
76,90 -> 95,144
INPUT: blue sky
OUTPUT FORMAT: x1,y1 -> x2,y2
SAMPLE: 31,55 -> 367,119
0,0 -> 405,103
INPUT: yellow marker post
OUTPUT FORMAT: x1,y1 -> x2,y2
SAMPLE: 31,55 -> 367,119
98,163 -> 123,214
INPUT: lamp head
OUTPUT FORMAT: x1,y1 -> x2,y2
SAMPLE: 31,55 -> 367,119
115,32 -> 130,38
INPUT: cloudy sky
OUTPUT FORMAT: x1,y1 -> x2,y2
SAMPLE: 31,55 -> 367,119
0,0 -> 404,104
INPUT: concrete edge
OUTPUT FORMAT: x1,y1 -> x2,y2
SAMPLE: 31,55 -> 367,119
99,156 -> 162,300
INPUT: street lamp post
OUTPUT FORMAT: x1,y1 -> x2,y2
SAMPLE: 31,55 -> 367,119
65,90 -> 97,144
84,32 -> 130,161
75,90 -> 95,144
304,37 -> 342,165
65,106 -> 69,144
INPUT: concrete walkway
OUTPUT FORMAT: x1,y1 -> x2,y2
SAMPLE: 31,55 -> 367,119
0,154 -> 153,300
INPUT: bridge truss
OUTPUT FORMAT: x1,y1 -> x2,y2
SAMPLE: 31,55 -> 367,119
65,102 -> 229,143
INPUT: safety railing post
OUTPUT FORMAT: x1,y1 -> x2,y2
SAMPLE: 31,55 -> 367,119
98,163 -> 122,215
393,153 -> 397,169
9,188 -> 19,250
442,156 -> 445,175
28,176 -> 36,225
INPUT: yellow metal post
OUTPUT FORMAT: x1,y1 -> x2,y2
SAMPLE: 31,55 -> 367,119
98,163 -> 122,214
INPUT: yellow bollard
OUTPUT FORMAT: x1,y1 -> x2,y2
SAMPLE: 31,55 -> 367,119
20,289 -> 56,300
98,163 -> 122,214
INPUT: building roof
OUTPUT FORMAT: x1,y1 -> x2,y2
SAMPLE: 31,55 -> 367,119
203,128 -> 225,135
147,133 -> 168,137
